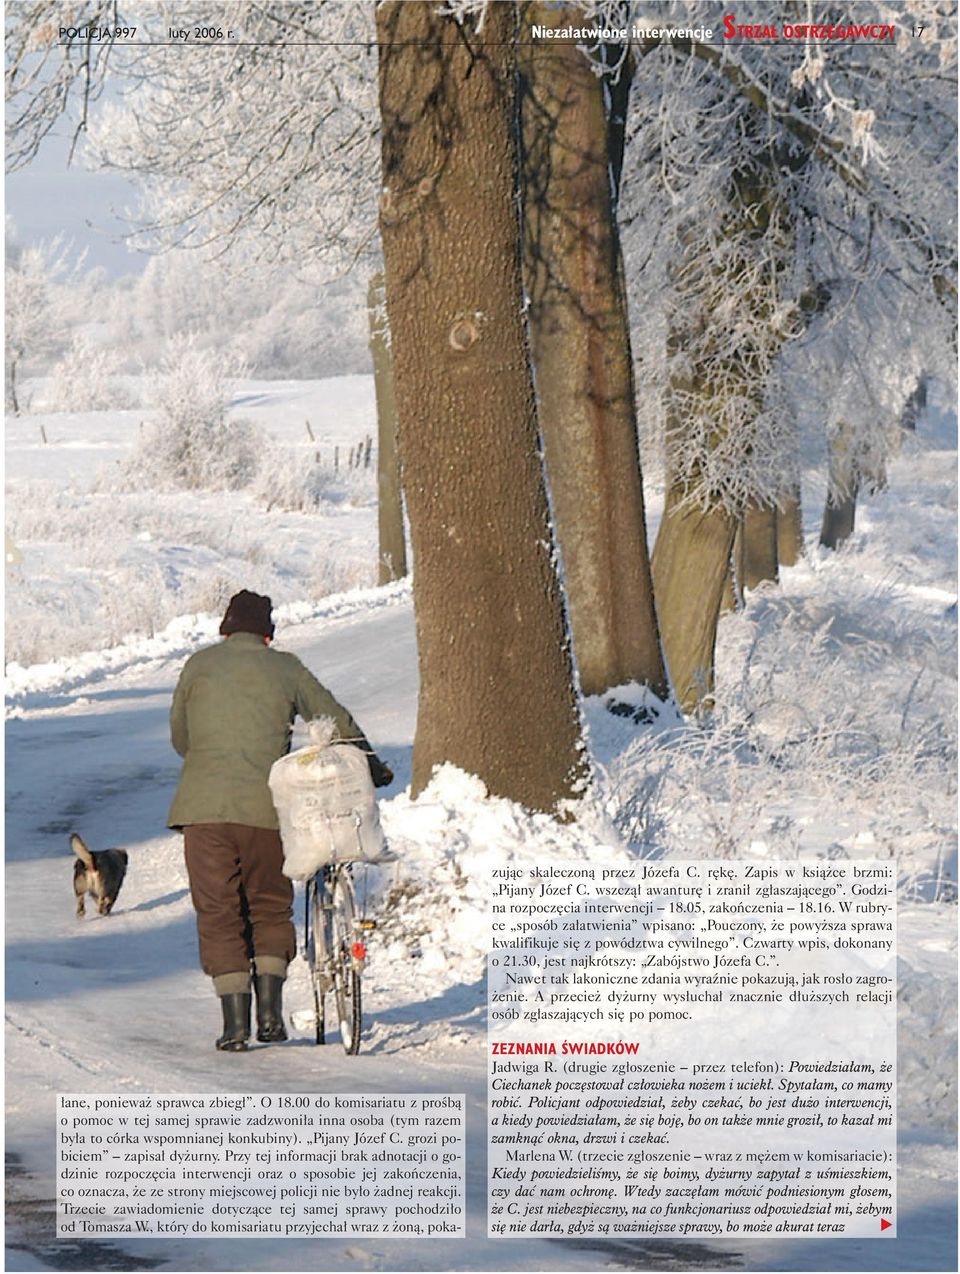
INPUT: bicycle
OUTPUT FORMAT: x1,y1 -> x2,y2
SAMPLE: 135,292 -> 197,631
304,862 -> 376,1055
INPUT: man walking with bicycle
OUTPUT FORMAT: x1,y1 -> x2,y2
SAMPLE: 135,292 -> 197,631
168,590 -> 393,1052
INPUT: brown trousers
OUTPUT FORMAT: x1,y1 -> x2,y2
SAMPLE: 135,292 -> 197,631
183,823 -> 295,978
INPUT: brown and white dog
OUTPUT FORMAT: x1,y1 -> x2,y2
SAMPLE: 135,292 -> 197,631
71,833 -> 128,918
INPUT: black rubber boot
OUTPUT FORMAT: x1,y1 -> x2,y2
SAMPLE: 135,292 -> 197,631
255,974 -> 288,1043
216,993 -> 251,1052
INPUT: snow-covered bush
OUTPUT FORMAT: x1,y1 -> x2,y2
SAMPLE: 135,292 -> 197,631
250,444 -> 334,511
3,472 -> 378,668
123,338 -> 261,491
44,333 -> 135,412
249,440 -> 375,513
597,558 -> 957,899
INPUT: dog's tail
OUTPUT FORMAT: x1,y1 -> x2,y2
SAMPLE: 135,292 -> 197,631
70,833 -> 95,869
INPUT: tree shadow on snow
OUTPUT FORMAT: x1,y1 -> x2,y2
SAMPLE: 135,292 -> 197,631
5,908 -> 200,1004
358,975 -> 487,1055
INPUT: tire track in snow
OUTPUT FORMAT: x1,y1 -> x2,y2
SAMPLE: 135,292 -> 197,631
5,1012 -> 109,1080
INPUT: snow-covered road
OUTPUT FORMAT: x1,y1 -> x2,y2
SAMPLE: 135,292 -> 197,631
5,586 -> 957,1272
7,594 -> 714,1272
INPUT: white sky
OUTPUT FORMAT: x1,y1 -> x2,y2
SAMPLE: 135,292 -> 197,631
5,127 -> 147,279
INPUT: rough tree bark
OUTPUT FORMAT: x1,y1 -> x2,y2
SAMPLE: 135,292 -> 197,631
367,271 -> 407,585
719,559 -> 739,614
518,2 -> 666,699
652,475 -> 737,712
738,500 -> 779,590
376,0 -> 586,811
777,488 -> 804,566
652,149 -> 789,710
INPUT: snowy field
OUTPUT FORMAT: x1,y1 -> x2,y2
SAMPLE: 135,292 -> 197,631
5,378 -> 381,668
4,375 -> 958,1272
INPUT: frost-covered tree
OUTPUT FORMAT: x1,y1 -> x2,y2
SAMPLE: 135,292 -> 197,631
779,278 -> 945,550
613,0 -> 957,707
6,3 -> 377,382
4,233 -> 73,414
7,2 -> 665,699
111,3 -> 377,271
7,0 -> 955,741
376,0 -> 587,809
113,250 -> 367,375
6,0 -> 590,809
519,2 -> 666,700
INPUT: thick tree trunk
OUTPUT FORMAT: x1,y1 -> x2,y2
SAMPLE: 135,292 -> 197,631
820,489 -> 857,549
719,558 -> 739,614
652,482 -> 737,713
777,488 -> 804,566
652,143 -> 793,711
518,3 -> 665,699
367,271 -> 407,585
820,420 -> 858,550
738,500 -> 779,590
376,0 -> 586,811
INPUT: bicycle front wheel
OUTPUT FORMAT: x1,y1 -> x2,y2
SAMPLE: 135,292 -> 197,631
308,876 -> 329,1045
330,867 -> 363,1055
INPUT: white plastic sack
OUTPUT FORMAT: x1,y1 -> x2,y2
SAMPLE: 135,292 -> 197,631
269,722 -> 389,879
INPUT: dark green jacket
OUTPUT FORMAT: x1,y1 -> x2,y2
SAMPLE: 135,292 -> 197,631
167,633 -> 371,831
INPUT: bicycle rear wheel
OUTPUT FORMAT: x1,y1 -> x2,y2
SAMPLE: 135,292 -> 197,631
330,867 -> 362,1054
307,876 -> 329,1045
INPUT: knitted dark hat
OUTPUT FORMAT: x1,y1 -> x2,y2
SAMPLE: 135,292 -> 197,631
219,590 -> 275,639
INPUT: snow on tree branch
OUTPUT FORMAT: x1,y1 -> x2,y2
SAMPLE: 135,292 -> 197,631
7,2 -> 382,274
614,1 -> 956,511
